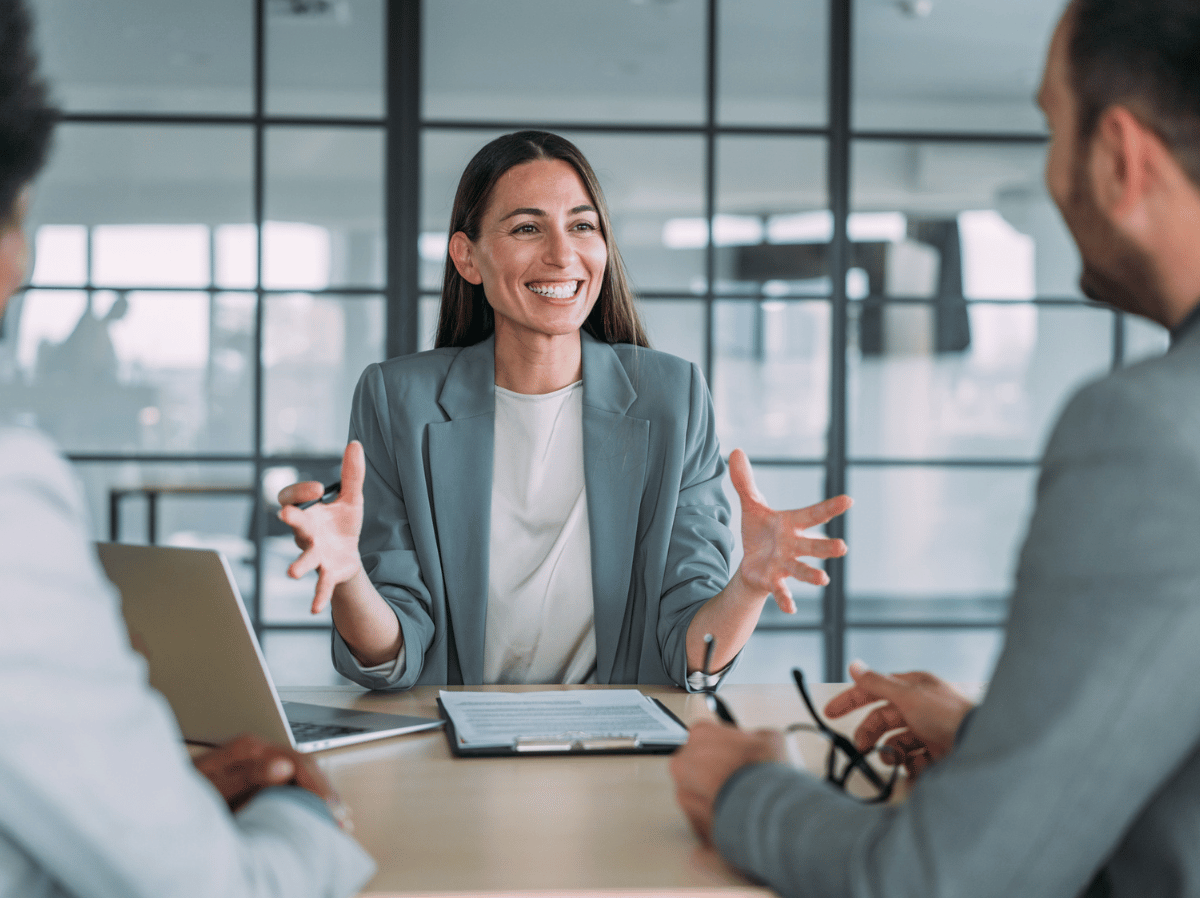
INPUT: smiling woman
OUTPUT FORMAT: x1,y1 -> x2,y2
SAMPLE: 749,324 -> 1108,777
276,130 -> 852,691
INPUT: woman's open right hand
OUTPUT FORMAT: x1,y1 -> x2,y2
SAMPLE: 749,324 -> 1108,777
277,440 -> 367,614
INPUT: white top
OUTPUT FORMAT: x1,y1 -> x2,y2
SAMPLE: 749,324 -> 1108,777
484,381 -> 596,684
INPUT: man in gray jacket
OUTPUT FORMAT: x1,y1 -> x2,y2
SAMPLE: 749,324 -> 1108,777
0,1 -> 374,895
671,1 -> 1200,896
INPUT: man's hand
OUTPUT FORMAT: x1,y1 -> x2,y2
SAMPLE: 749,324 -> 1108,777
669,722 -> 787,845
824,662 -> 975,780
193,734 -> 342,815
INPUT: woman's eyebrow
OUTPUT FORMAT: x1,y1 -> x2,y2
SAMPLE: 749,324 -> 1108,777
499,204 -> 597,221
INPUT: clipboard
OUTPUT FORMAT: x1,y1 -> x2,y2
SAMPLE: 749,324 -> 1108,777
436,691 -> 690,758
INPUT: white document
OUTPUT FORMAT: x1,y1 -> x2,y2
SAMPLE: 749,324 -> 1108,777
438,689 -> 689,752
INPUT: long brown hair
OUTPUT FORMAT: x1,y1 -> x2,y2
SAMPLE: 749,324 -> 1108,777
434,130 -> 650,349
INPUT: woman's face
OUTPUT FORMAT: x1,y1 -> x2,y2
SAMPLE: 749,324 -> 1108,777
450,158 -> 608,347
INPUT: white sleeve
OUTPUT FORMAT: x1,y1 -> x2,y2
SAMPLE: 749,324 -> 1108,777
0,428 -> 375,898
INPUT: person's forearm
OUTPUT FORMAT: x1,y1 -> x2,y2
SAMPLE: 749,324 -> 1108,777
330,568 -> 404,666
686,564 -> 770,673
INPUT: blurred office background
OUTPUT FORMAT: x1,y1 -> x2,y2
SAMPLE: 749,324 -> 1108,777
10,0 -> 1168,686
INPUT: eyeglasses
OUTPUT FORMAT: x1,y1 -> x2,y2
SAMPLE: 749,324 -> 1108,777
700,634 -> 738,726
786,668 -> 900,803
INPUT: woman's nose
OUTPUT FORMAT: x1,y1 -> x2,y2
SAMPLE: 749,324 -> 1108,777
541,227 -> 572,266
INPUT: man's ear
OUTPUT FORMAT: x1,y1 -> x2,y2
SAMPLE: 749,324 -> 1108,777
1088,105 -> 1160,226
448,231 -> 483,285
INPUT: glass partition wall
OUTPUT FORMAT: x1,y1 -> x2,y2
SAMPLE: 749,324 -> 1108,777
16,0 -> 1168,685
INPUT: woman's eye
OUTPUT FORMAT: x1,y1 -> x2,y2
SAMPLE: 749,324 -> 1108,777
512,223 -> 537,234
573,221 -> 598,232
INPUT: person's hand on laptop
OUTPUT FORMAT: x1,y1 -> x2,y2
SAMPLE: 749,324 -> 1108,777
824,661 -> 975,780
194,734 -> 351,827
278,441 -> 367,615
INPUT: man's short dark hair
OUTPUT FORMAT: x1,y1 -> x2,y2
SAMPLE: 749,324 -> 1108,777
0,0 -> 55,224
1068,0 -> 1200,189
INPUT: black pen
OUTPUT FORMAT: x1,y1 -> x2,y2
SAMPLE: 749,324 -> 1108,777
296,480 -> 341,510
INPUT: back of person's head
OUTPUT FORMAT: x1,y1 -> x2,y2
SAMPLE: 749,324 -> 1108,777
435,130 -> 648,350
1068,0 -> 1200,189
0,0 -> 55,225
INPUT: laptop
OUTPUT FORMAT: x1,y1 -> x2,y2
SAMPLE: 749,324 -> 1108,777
96,542 -> 443,752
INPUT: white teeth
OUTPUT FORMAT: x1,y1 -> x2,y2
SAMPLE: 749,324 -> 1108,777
527,281 -> 579,299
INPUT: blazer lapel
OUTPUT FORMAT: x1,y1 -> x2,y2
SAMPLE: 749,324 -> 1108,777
580,334 -> 649,684
427,337 -> 496,685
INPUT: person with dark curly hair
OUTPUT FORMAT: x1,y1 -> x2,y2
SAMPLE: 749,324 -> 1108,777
0,2 -> 374,895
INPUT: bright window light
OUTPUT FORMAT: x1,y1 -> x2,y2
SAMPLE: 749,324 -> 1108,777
262,221 -> 331,290
661,215 -> 764,249
109,291 -> 210,370
959,209 -> 1035,300
92,225 -> 210,288
215,224 -> 258,289
767,211 -> 833,244
847,212 -> 907,243
662,217 -> 708,249
419,232 -> 448,262
30,226 -> 87,286
712,214 -> 764,247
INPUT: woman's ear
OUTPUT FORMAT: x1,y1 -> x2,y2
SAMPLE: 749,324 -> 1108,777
448,231 -> 483,285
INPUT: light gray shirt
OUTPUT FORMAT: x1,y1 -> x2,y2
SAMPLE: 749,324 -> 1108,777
0,426 -> 375,898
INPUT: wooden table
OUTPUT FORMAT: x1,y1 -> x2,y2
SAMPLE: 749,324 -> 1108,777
279,682 -> 882,898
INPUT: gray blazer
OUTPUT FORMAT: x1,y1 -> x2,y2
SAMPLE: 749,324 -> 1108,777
332,332 -> 733,689
713,319 -> 1200,898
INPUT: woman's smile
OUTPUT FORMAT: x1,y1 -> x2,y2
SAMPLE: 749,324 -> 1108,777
526,279 -> 582,300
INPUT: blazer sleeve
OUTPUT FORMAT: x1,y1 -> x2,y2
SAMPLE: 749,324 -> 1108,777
655,362 -> 735,690
333,362 -> 436,690
712,373 -> 1200,898
0,429 -> 375,898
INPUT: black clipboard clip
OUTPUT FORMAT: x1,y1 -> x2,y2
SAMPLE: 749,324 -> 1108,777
513,733 -> 641,753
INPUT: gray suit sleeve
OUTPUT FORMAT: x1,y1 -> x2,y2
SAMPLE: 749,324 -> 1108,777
332,363 -> 436,689
656,362 -> 735,690
713,374 -> 1200,897
0,429 -> 375,898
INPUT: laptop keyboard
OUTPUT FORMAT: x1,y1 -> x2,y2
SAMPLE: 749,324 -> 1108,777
290,720 -> 365,742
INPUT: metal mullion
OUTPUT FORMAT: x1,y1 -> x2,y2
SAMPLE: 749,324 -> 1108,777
703,0 -> 717,389
67,453 -> 258,464
57,112 -> 384,129
744,457 -> 828,467
250,0 -> 267,634
822,0 -> 853,682
846,620 -> 1006,631
848,457 -> 1041,468
258,621 -> 341,632
386,0 -> 421,360
420,117 -> 831,139
852,129 -> 1048,145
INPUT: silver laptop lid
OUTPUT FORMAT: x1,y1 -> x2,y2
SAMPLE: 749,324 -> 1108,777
97,542 -> 296,748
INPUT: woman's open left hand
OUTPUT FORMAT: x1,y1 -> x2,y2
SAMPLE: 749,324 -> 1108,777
729,448 -> 851,613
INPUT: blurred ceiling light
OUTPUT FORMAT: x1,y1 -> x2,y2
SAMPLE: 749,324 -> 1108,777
662,215 -> 764,249
767,211 -> 833,244
847,211 -> 907,242
712,214 -> 763,246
